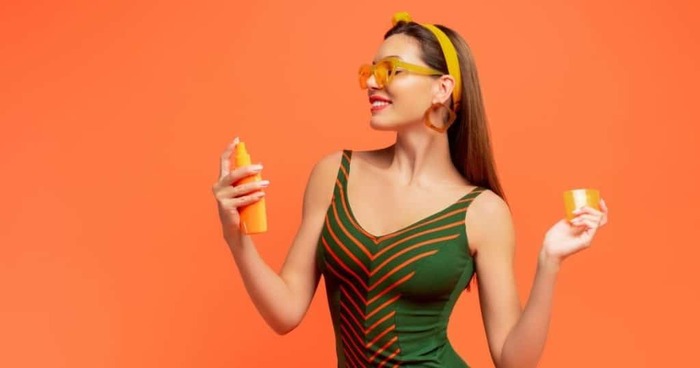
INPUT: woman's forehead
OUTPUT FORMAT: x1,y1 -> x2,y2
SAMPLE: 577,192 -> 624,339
373,34 -> 423,64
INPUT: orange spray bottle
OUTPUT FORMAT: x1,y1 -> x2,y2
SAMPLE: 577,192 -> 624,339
233,142 -> 268,234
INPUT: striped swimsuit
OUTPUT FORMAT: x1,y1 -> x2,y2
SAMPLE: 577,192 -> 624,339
316,150 -> 486,368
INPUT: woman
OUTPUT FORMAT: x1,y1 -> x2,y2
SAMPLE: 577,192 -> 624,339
212,12 -> 609,368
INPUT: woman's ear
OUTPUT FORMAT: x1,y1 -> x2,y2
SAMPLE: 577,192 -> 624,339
433,75 -> 456,105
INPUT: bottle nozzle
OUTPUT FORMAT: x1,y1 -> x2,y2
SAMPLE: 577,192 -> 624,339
235,142 -> 247,156
234,141 -> 250,168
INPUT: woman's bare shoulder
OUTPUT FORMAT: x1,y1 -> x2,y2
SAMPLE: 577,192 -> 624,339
466,189 -> 515,254
306,150 -> 345,189
301,150 -> 345,215
470,189 -> 510,216
311,150 -> 345,175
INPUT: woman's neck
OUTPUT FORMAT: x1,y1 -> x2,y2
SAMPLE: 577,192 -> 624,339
386,127 -> 458,186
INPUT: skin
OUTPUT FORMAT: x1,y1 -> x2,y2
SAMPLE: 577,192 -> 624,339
212,34 -> 609,368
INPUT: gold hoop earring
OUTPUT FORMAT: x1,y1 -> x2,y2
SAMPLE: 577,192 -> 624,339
423,103 -> 456,133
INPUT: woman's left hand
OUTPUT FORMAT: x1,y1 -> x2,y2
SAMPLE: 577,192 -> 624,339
541,199 -> 609,265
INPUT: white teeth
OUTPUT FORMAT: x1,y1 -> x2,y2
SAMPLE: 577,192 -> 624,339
372,101 -> 390,107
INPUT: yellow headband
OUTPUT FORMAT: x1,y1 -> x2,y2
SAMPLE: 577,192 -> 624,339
392,11 -> 462,110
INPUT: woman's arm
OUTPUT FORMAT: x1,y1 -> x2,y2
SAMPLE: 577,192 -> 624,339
214,145 -> 342,335
467,191 -> 607,368
494,253 -> 559,368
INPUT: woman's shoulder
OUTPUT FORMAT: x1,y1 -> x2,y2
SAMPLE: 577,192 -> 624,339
468,188 -> 511,224
300,150 -> 345,215
308,150 -> 345,182
465,188 -> 514,253
470,188 -> 508,211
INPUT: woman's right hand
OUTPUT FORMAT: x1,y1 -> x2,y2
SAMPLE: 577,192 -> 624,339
212,137 -> 270,242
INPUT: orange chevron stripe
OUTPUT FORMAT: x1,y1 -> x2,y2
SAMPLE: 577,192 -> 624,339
457,196 -> 477,204
331,183 -> 376,253
370,335 -> 399,363
366,294 -> 400,319
326,263 -> 367,305
366,310 -> 395,334
344,348 -> 361,368
372,233 -> 460,276
340,328 -> 365,367
368,272 -> 415,305
340,167 -> 349,183
366,324 -> 396,349
377,348 -> 401,368
340,313 -> 365,347
322,237 -> 367,289
340,151 -> 351,175
341,302 -> 365,333
340,287 -> 366,318
329,198 -> 374,263
369,251 -> 437,292
377,207 -> 468,243
336,180 -> 378,241
374,221 -> 462,260
339,340 -> 359,368
344,355 -> 359,368
340,329 -> 369,367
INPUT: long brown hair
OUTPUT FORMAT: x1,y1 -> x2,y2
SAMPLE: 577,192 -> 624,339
385,21 -> 506,201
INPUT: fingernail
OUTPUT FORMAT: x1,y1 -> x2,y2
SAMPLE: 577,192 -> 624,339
252,164 -> 263,171
260,180 -> 270,187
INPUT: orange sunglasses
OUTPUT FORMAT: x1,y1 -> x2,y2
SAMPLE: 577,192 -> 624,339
358,57 -> 443,89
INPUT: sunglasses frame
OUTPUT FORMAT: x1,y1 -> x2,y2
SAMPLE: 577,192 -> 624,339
359,57 -> 443,89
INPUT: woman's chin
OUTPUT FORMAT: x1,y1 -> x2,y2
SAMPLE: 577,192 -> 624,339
369,118 -> 399,131
369,117 -> 423,132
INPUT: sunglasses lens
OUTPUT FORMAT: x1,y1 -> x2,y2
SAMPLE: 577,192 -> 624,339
358,65 -> 372,89
375,61 -> 392,87
358,60 -> 397,88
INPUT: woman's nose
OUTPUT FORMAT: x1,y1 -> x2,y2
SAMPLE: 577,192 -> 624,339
365,73 -> 381,90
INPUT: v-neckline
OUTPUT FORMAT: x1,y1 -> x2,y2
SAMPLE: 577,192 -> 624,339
343,150 -> 480,240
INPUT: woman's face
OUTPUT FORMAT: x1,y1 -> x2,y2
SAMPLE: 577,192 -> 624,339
366,34 -> 441,131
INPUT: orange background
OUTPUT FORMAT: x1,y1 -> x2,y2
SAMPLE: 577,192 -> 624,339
1,1 -> 698,367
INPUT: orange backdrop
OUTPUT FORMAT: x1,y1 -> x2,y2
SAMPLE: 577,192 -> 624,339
1,1 -> 698,367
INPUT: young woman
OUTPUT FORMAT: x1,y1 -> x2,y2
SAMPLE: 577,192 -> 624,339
212,12 -> 609,368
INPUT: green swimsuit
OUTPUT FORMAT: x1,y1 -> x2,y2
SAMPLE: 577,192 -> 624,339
316,150 -> 485,367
